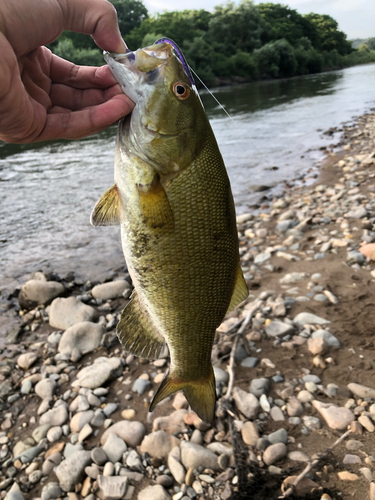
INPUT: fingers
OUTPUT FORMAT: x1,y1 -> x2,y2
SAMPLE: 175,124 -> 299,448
49,53 -> 118,89
59,0 -> 127,53
35,94 -> 133,142
49,82 -> 125,111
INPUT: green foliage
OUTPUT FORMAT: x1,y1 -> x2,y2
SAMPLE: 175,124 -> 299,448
110,0 -> 148,36
53,38 -> 103,66
258,3 -> 319,48
47,0 -> 374,80
304,13 -> 352,55
255,39 -> 297,78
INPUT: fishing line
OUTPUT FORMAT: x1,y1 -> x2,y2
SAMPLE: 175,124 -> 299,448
189,66 -> 294,197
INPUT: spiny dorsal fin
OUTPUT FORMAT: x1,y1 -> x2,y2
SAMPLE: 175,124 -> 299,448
90,184 -> 121,226
137,175 -> 174,233
226,262 -> 249,315
117,291 -> 165,360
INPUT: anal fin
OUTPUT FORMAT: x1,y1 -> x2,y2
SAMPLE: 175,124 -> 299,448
117,291 -> 165,360
90,184 -> 121,226
226,262 -> 249,314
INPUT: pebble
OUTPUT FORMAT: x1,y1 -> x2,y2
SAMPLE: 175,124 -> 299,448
343,454 -> 362,464
18,279 -> 65,310
265,321 -> 295,337
140,431 -> 180,460
263,443 -> 287,465
270,406 -> 285,421
249,378 -> 270,397
35,378 -> 56,399
293,312 -> 330,326
180,441 -> 220,471
168,447 -> 186,484
72,356 -> 122,389
58,321 -> 104,356
311,329 -> 341,347
131,378 -> 151,394
102,432 -> 127,463
97,475 -> 129,500
55,450 -> 91,491
40,405 -> 68,426
70,410 -> 94,433
92,280 -> 130,300
41,482 -> 63,500
101,420 -> 146,448
312,400 -> 355,430
288,451 -> 309,462
17,352 -> 38,370
268,428 -> 288,445
138,485 -> 171,500
358,415 -> 375,432
232,387 -> 260,419
337,471 -> 359,481
348,383 -> 375,399
307,337 -> 328,355
287,397 -> 303,417
49,296 -> 97,329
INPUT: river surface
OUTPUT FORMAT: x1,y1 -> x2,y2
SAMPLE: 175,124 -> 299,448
1,64 -> 375,288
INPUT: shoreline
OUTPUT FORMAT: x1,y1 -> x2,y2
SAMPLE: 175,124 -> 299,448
1,109 -> 375,499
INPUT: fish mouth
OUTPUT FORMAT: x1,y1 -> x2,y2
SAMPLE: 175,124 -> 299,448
104,43 -> 173,104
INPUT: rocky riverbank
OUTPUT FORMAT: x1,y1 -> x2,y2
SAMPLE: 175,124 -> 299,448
1,109 -> 375,500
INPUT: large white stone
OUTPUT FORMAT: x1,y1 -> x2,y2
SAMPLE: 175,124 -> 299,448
72,357 -> 122,389
58,322 -> 104,356
49,297 -> 97,330
18,279 -> 65,310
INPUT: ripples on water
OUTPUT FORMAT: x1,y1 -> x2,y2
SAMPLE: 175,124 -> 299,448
1,64 -> 375,287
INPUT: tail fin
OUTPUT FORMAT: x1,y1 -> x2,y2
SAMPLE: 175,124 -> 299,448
149,368 -> 216,424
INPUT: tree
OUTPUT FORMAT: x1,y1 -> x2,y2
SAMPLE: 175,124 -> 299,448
305,13 -> 352,55
206,1 -> 271,56
255,39 -> 297,78
110,0 -> 148,37
258,3 -> 319,49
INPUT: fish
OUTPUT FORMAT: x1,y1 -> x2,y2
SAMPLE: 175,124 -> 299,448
91,40 -> 248,423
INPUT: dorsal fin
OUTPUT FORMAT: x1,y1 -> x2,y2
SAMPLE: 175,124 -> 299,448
117,291 -> 165,360
90,184 -> 121,226
226,263 -> 249,314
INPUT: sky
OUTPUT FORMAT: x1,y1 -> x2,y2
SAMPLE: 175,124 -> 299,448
142,0 -> 375,40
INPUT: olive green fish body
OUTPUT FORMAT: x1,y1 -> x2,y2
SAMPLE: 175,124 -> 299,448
91,43 -> 248,422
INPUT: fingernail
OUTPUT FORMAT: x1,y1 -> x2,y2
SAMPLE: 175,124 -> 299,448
116,38 -> 128,53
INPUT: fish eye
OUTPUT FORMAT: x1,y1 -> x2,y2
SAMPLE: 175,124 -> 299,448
173,81 -> 190,100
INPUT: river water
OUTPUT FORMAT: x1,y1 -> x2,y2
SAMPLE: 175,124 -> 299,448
1,64 -> 375,288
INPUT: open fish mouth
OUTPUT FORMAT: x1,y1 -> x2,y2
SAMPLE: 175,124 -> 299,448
104,43 -> 173,104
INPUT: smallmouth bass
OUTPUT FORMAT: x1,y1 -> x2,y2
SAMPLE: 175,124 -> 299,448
91,41 -> 248,423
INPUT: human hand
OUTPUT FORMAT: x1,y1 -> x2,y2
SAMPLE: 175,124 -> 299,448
0,0 -> 134,144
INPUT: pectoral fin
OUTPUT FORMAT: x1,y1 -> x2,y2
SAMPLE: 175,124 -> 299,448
226,263 -> 249,314
137,175 -> 174,233
117,291 -> 165,360
90,184 -> 121,226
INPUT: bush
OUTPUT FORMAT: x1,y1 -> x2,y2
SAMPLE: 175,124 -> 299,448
255,39 -> 297,78
53,38 -> 103,66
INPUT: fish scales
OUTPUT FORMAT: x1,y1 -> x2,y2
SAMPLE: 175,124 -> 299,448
91,41 -> 248,422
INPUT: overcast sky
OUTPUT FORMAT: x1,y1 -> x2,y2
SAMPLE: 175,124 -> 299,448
142,0 -> 375,40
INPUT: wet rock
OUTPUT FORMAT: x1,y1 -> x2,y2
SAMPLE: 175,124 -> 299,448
140,431 -> 180,460
263,443 -> 287,465
18,279 -> 65,310
101,420 -> 146,448
55,450 -> 92,491
102,433 -> 127,463
180,441 -> 220,471
17,352 -> 38,370
49,297 -> 97,330
72,356 -> 122,389
92,280 -> 130,300
97,475 -> 129,500
312,400 -> 355,430
233,387 -> 260,419
58,322 -> 104,356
